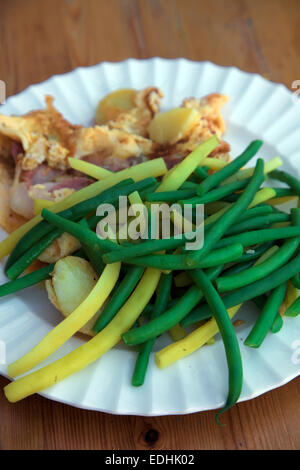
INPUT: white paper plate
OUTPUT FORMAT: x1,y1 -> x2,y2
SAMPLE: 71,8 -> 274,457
0,58 -> 300,416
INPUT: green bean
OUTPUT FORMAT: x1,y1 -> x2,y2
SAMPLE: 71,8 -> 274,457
102,227 -> 200,264
180,181 -> 199,190
122,243 -> 243,270
215,226 -> 300,250
131,273 -> 172,386
146,189 -> 196,203
237,242 -> 274,263
216,237 -> 299,293
0,248 -> 86,297
6,228 -> 63,280
5,177 -> 154,274
184,159 -> 265,268
194,165 -> 209,181
269,169 -> 300,196
0,263 -> 55,297
221,260 -> 256,277
271,313 -> 284,333
190,269 -> 243,423
182,178 -> 249,206
41,209 -> 120,254
244,283 -> 287,347
197,140 -> 263,196
225,213 -> 289,236
183,248 -> 300,325
4,178 -> 135,273
291,274 -> 300,289
272,188 -> 296,198
237,205 -> 274,222
79,219 -> 105,275
93,266 -> 145,333
285,296 -> 300,317
122,265 -> 223,346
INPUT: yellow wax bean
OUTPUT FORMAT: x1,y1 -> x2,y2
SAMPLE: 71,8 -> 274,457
285,280 -> 298,311
155,304 -> 241,369
8,262 -> 121,378
69,157 -> 167,182
68,158 -> 113,178
266,196 -> 297,206
200,157 -> 228,170
33,199 -> 55,216
0,158 -> 167,260
155,136 -> 219,192
169,324 -> 187,341
4,268 -> 161,402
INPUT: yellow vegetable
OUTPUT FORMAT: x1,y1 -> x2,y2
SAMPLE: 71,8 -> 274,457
148,107 -> 200,145
0,158 -> 167,260
69,156 -> 167,183
7,259 -> 121,378
4,267 -> 161,402
68,159 -> 113,179
169,324 -> 186,341
285,280 -> 298,311
96,88 -> 136,124
155,305 -> 241,369
200,157 -> 228,170
266,196 -> 297,206
33,199 -> 55,216
155,135 -> 219,193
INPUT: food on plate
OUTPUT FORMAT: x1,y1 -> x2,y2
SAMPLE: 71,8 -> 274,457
1,86 -> 300,423
0,88 -> 228,225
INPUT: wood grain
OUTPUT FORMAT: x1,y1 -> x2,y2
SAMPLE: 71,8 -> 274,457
0,0 -> 299,450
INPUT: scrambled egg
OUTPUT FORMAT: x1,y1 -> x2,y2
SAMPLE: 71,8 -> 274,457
0,86 -> 229,236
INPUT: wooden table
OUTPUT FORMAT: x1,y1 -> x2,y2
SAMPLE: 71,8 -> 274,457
0,0 -> 299,450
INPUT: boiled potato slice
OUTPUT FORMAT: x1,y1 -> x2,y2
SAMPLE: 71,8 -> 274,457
96,88 -> 136,124
148,107 -> 200,145
46,256 -> 99,336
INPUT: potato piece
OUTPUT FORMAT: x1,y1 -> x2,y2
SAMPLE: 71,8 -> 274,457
45,256 -> 100,336
38,232 -> 81,263
148,108 -> 200,145
96,88 -> 136,124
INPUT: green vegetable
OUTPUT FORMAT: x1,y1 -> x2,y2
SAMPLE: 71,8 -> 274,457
269,169 -> 300,197
197,140 -> 263,196
225,213 -> 289,237
184,158 -> 265,267
4,179 -> 135,273
271,313 -> 284,333
182,248 -> 300,326
93,266 -> 145,333
0,263 -> 55,297
6,228 -> 63,280
189,269 -> 243,424
181,178 -> 249,206
131,273 -> 172,386
146,189 -> 196,203
122,243 -> 243,270
244,283 -> 286,347
122,265 -> 223,346
216,237 -> 299,293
